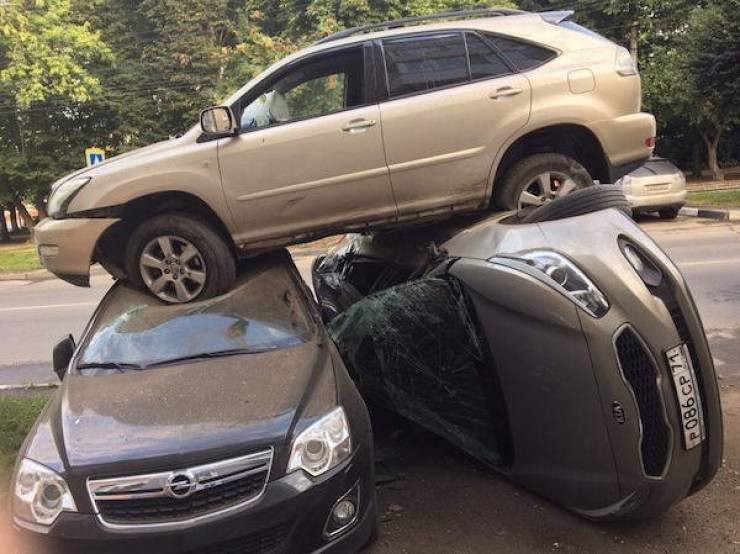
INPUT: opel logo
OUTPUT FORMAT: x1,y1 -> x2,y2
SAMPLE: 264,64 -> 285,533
165,473 -> 195,499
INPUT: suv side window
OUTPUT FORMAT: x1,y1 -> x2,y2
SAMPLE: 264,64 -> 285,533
465,33 -> 511,80
382,33 -> 468,98
484,34 -> 557,71
240,47 -> 365,131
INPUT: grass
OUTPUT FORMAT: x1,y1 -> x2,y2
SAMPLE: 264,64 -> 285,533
0,240 -> 41,273
0,394 -> 49,495
687,189 -> 740,208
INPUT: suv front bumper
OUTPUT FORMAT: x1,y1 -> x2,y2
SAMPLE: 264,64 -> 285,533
33,217 -> 119,286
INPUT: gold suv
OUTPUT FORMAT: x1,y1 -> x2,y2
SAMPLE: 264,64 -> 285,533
36,8 -> 655,303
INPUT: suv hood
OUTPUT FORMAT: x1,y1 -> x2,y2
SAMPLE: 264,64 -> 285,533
52,136 -> 188,188
57,341 -> 334,469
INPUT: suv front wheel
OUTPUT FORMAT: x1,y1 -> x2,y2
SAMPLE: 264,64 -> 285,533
494,153 -> 594,210
124,213 -> 236,303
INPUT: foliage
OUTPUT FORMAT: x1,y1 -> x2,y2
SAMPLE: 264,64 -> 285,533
686,189 -> 740,208
0,241 -> 41,273
0,393 -> 49,493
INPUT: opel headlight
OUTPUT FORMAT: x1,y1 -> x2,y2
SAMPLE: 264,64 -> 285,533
288,407 -> 351,477
493,250 -> 609,318
48,177 -> 91,219
13,458 -> 77,526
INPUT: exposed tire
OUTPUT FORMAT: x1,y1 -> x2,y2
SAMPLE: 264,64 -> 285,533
658,207 -> 680,220
124,212 -> 235,303
520,184 -> 632,224
494,153 -> 594,210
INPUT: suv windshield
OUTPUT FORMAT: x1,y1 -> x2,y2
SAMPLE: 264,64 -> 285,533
77,257 -> 314,372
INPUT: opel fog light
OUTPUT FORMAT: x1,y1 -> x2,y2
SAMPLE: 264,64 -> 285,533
13,459 -> 77,526
620,240 -> 663,287
288,407 -> 351,477
48,177 -> 91,219
494,251 -> 609,318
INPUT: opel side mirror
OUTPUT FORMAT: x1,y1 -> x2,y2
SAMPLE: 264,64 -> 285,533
200,106 -> 237,136
52,335 -> 75,381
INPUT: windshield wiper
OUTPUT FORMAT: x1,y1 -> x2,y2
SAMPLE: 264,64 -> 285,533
144,348 -> 269,368
76,362 -> 145,372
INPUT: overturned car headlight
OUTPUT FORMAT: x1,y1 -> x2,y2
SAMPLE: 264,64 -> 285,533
48,177 -> 91,219
493,250 -> 609,318
13,459 -> 77,526
288,407 -> 351,477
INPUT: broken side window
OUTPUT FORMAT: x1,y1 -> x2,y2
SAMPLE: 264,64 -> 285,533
328,277 -> 509,466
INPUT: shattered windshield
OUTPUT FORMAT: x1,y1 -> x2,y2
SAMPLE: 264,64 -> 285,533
77,258 -> 313,372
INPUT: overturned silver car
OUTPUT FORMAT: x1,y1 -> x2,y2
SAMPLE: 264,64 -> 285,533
313,186 -> 722,520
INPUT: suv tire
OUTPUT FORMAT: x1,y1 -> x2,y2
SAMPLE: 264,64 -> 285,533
494,153 -> 593,210
520,184 -> 631,224
125,213 -> 236,303
659,207 -> 680,220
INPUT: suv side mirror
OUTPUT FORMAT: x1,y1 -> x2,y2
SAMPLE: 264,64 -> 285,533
200,106 -> 237,136
52,335 -> 76,381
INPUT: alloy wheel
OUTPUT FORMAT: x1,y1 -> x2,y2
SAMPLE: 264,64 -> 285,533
139,235 -> 207,303
517,171 -> 580,210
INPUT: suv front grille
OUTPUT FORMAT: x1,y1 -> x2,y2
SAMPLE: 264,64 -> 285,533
88,449 -> 273,528
615,327 -> 670,477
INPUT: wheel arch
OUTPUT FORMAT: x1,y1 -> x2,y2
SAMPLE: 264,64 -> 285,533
94,190 -> 236,277
490,124 -> 612,196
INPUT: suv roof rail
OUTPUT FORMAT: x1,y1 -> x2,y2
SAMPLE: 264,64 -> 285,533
313,7 -> 526,45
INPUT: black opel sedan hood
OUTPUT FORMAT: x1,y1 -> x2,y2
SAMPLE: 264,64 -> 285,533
56,340 -> 335,469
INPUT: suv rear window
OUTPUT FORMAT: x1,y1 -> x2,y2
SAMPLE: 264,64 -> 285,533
465,33 -> 510,80
484,34 -> 556,71
383,33 -> 468,97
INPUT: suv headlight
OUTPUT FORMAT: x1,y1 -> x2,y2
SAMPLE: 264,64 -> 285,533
13,458 -> 77,526
48,177 -> 90,219
492,250 -> 609,318
288,407 -> 351,477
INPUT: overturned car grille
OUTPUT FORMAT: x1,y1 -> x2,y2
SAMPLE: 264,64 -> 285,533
88,449 -> 273,527
615,327 -> 670,477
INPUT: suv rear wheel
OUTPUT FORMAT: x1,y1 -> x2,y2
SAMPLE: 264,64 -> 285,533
124,213 -> 236,303
494,153 -> 593,210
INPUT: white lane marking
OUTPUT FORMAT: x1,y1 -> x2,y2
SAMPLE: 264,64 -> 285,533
679,258 -> 740,267
0,301 -> 97,313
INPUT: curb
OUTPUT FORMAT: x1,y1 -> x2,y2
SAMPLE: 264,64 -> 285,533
0,383 -> 58,392
679,207 -> 735,221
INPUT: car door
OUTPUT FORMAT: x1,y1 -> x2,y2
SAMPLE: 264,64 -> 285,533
217,44 -> 396,246
378,31 -> 531,217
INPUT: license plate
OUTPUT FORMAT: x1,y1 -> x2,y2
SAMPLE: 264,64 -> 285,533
666,344 -> 706,450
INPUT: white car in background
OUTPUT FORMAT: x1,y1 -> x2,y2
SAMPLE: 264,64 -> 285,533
618,157 -> 687,219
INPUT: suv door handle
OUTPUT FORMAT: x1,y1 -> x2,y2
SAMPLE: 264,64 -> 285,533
489,87 -> 524,100
341,119 -> 377,132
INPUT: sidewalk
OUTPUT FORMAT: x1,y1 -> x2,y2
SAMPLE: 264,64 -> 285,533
687,178 -> 740,192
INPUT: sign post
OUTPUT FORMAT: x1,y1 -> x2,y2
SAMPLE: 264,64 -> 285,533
85,147 -> 106,167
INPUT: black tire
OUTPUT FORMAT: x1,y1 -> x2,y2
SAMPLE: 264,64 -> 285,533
520,184 -> 632,224
658,207 -> 680,220
124,212 -> 235,303
494,153 -> 594,210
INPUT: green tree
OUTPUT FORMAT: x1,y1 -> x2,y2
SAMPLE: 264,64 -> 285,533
0,0 -> 112,229
680,0 -> 740,179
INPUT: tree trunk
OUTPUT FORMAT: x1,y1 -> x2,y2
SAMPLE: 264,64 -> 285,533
36,201 -> 48,220
0,208 -> 9,242
699,128 -> 724,181
8,204 -> 19,232
16,201 -> 36,229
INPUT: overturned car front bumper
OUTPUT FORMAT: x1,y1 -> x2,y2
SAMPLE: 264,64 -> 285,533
33,217 -> 119,286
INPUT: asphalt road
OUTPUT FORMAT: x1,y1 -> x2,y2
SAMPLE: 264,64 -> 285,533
1,216 -> 738,387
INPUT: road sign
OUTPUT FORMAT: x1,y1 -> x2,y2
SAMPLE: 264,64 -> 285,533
85,147 -> 106,167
